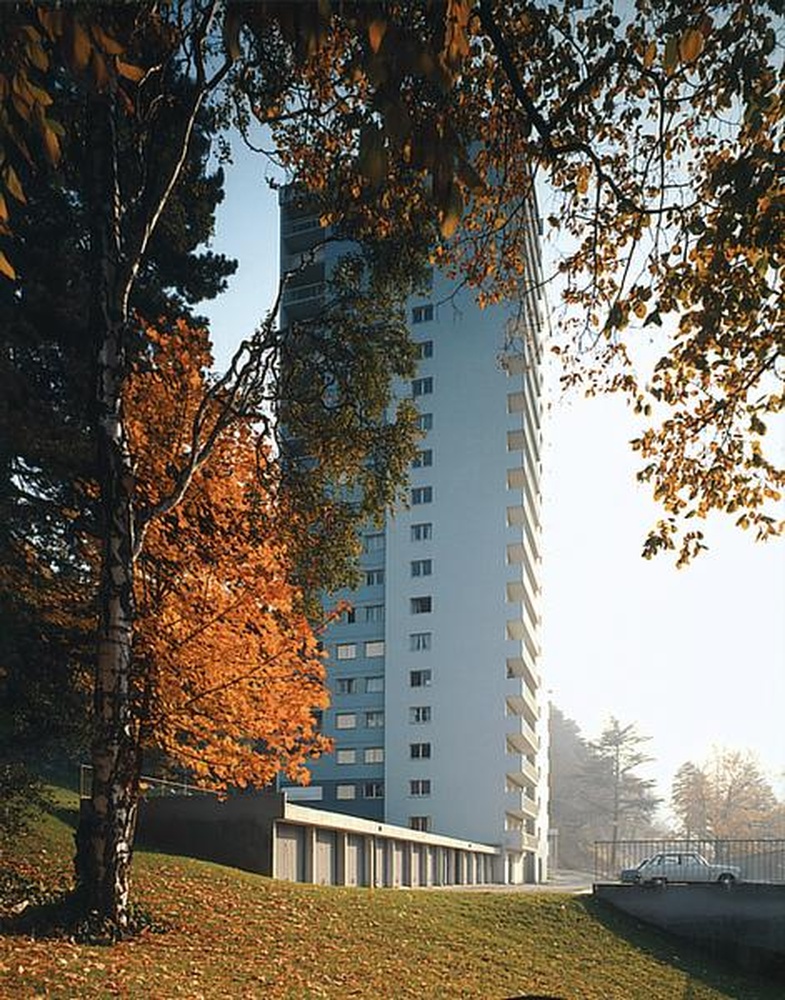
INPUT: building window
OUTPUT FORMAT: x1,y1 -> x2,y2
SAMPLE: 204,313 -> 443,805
415,340 -> 433,359
336,643 -> 357,660
336,677 -> 357,695
409,631 -> 432,651
365,568 -> 385,586
363,781 -> 384,799
363,532 -> 385,552
411,522 -> 432,542
336,784 -> 356,800
336,749 -> 357,765
364,604 -> 385,623
365,675 -> 384,693
409,706 -> 432,724
365,710 -> 384,728
410,596 -> 432,614
411,558 -> 432,578
313,710 -> 323,731
412,448 -> 433,468
412,376 -> 433,397
410,742 -> 431,759
335,712 -> 357,730
411,486 -> 433,505
410,779 -> 431,797
412,304 -> 434,324
364,747 -> 384,764
364,640 -> 385,658
343,607 -> 356,625
415,413 -> 433,432
409,816 -> 431,832
410,669 -> 432,687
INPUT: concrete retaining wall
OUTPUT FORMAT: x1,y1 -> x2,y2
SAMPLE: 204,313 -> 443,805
595,883 -> 785,975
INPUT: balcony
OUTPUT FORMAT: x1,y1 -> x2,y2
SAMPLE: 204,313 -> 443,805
504,827 -> 541,853
281,280 -> 326,322
506,717 -> 539,756
505,789 -> 540,822
506,754 -> 539,788
506,651 -> 540,692
505,685 -> 539,725
281,213 -> 324,253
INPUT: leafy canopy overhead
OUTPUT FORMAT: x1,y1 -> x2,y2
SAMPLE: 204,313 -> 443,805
2,1 -> 782,563
235,0 -> 784,562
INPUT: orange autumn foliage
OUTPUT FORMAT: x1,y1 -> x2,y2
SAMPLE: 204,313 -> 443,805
126,320 -> 330,790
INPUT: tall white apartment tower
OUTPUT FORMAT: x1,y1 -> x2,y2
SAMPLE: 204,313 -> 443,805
279,188 -> 548,883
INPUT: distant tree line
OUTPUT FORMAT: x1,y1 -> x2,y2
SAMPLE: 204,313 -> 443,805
549,708 -> 784,872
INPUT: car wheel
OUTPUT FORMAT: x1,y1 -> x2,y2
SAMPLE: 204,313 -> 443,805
718,873 -> 735,887
651,877 -> 667,887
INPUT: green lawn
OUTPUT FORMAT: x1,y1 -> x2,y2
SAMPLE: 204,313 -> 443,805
1,794 -> 780,999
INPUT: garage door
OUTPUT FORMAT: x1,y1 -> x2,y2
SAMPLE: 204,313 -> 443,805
276,824 -> 305,883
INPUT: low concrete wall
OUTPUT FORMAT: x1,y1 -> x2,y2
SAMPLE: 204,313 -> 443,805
595,883 -> 785,975
137,792 -> 282,875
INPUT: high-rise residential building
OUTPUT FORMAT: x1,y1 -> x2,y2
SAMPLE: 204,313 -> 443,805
278,187 -> 548,883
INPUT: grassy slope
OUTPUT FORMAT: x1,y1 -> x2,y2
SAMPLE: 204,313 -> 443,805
1,794 -> 781,1000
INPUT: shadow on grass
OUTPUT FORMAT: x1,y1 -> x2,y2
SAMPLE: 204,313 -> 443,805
1,881 -> 169,945
46,802 -> 80,830
581,895 -> 784,999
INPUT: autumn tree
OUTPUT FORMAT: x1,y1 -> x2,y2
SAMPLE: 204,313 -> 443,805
671,747 -> 780,838
0,3 -> 429,927
122,320 -> 330,791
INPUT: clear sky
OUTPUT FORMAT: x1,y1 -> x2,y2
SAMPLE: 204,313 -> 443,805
201,138 -> 785,813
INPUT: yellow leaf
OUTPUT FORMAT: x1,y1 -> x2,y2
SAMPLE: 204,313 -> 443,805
679,27 -> 704,64
37,8 -> 64,41
91,50 -> 109,90
663,35 -> 679,74
42,125 -> 60,166
439,183 -> 463,239
3,164 -> 26,204
71,20 -> 92,73
643,41 -> 656,69
116,58 -> 145,83
0,192 -> 7,221
368,19 -> 387,54
634,300 -> 647,319
90,24 -> 124,56
0,250 -> 17,281
25,40 -> 49,72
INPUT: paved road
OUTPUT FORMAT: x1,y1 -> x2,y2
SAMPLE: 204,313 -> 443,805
429,870 -> 595,894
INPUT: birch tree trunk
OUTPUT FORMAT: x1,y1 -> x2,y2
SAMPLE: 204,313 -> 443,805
74,84 -> 140,930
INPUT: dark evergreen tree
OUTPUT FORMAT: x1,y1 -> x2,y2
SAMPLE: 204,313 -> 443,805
549,708 -> 661,871
0,69 -> 236,765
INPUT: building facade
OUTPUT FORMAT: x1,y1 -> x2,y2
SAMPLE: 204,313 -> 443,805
279,188 -> 548,883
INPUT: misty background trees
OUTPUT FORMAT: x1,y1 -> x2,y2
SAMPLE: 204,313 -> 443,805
548,706 -> 784,872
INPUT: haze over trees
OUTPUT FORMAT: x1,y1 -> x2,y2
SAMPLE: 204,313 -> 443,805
671,748 -> 785,839
1,0 -> 782,929
549,708 -> 661,871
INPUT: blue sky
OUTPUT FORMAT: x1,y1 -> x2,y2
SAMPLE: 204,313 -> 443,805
201,137 -> 785,810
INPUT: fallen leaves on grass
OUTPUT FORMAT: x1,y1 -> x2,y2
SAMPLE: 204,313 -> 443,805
1,808 -> 782,999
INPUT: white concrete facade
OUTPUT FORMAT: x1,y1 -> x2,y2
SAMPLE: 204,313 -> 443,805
279,188 -> 548,882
